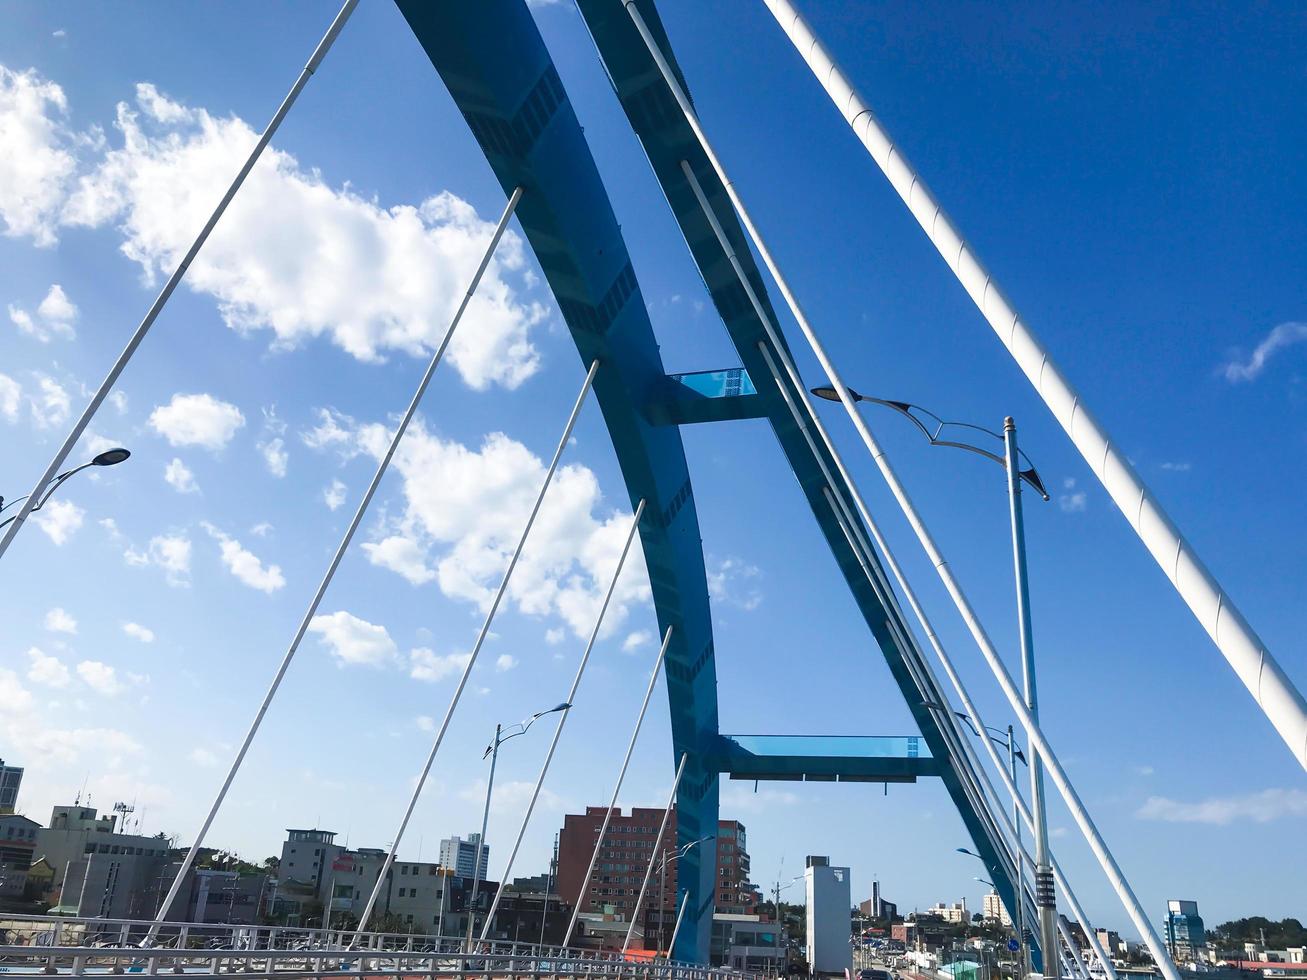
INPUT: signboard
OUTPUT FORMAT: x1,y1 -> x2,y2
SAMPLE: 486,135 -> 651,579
1007,939 -> 1020,952
332,855 -> 354,872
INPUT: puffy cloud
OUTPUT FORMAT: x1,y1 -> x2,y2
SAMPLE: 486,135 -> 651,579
34,498 -> 84,545
622,630 -> 653,653
1221,322 -> 1307,383
0,373 -> 20,422
409,647 -> 471,683
26,647 -> 70,688
495,654 -> 517,673
0,65 -> 79,246
311,417 -> 650,640
44,606 -> 77,634
309,610 -> 397,667
28,373 -> 70,428
188,747 -> 220,768
65,83 -> 547,388
149,393 -> 244,450
9,283 -> 78,341
1136,788 -> 1307,825
202,522 -> 285,593
707,557 -> 762,611
1058,477 -> 1087,514
163,457 -> 199,493
122,622 -> 155,643
323,478 -> 347,511
77,659 -> 124,695
415,715 -> 435,732
362,534 -> 435,585
124,532 -> 192,586
108,390 -> 128,414
259,437 -> 287,478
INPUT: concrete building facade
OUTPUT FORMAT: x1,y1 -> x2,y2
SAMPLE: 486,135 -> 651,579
983,891 -> 1012,928
0,761 -> 21,815
35,804 -> 171,917
439,834 -> 489,879
804,856 -> 851,976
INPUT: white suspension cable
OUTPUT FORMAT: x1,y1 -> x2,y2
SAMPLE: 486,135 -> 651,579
0,0 -> 360,565
623,753 -> 688,954
760,0 -> 1307,772
148,185 -> 524,943
354,358 -> 601,936
564,625 -> 674,946
621,7 -> 1177,975
477,498 -> 647,942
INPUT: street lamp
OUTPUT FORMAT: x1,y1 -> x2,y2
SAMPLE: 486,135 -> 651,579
466,701 -> 571,946
656,836 -> 714,957
0,448 -> 131,528
815,386 -> 1058,971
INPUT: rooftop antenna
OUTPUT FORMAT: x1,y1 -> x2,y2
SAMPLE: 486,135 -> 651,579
113,801 -> 135,831
75,774 -> 89,806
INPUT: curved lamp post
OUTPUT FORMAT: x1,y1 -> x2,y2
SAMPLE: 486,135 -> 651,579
815,385 -> 1058,966
656,835 -> 714,957
0,448 -> 131,528
465,701 -> 571,946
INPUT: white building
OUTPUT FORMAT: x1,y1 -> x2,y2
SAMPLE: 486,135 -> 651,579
439,833 -> 489,879
927,900 -> 969,924
805,856 -> 851,976
982,891 -> 1011,927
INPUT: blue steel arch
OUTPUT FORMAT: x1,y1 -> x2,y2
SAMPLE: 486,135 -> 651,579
393,0 -> 722,960
393,0 -> 1027,967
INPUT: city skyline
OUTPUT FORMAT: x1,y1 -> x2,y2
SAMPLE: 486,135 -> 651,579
1,0 -> 1304,952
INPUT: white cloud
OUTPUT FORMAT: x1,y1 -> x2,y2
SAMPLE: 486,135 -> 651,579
1137,788 -> 1307,825
26,647 -> 70,688
249,522 -> 272,537
29,372 -> 70,428
122,621 -> 155,643
622,630 -> 653,653
459,778 -> 563,815
495,654 -> 518,672
415,715 -> 435,733
409,647 -> 471,683
0,373 -> 20,421
34,498 -> 84,545
44,606 -> 77,634
1160,461 -> 1192,472
1221,322 -> 1307,383
720,784 -> 799,812
314,418 -> 650,640
188,747 -> 220,768
149,393 -> 245,450
309,610 -> 398,667
124,532 -> 192,586
163,457 -> 199,493
259,436 -> 288,477
362,534 -> 435,585
108,390 -> 128,414
77,659 -> 124,696
0,65 -> 79,246
323,477 -> 347,511
707,557 -> 762,611
202,522 -> 285,593
1058,477 -> 1087,514
545,628 -> 565,646
65,84 -> 547,388
9,283 -> 78,341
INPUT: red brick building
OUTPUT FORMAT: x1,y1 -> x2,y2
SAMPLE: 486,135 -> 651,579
556,807 -> 757,948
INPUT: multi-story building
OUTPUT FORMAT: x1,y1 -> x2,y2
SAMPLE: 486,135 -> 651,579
982,891 -> 1012,928
1165,900 -> 1206,961
0,813 -> 40,900
439,834 -> 489,879
1095,928 -> 1126,959
35,803 -> 172,917
927,900 -> 969,924
859,880 -> 898,923
804,856 -> 851,976
555,806 -> 757,950
0,760 -> 21,815
156,864 -> 269,926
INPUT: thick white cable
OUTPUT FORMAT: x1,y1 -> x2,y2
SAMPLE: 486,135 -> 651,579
623,7 -> 1178,975
149,186 -> 523,942
478,499 -> 648,941
624,753 -> 688,954
0,0 -> 360,565
564,626 -> 674,946
354,358 -> 601,934
760,0 -> 1307,772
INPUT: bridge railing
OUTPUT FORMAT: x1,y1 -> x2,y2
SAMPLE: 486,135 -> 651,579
0,913 -> 756,980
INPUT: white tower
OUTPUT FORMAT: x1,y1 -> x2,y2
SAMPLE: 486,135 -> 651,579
805,856 -> 851,976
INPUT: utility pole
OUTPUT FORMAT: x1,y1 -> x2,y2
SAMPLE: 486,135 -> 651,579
1004,418 -> 1058,976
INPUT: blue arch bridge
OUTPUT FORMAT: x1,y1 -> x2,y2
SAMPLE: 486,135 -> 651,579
2,1 -> 1302,979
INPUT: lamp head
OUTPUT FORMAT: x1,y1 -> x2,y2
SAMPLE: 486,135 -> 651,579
92,448 -> 131,466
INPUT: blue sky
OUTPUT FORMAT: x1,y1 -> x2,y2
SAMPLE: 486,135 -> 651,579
1,0 -> 1304,939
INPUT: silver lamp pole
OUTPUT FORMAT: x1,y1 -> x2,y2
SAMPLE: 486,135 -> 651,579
1004,418 -> 1058,976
